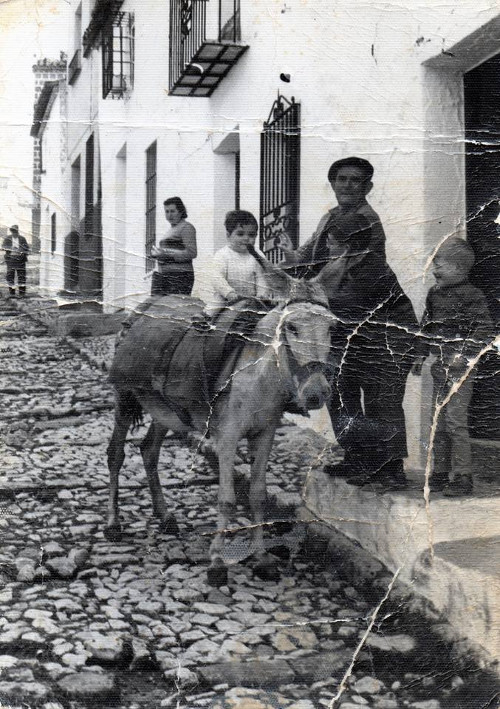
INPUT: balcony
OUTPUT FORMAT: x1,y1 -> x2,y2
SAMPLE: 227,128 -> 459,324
169,0 -> 248,97
68,49 -> 82,85
83,0 -> 124,57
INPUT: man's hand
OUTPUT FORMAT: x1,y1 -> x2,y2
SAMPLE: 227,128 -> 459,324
277,233 -> 295,254
411,357 -> 425,376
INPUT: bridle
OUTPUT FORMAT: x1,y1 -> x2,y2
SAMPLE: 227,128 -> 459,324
276,298 -> 335,390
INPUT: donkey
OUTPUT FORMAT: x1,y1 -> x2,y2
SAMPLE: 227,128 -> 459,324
106,279 -> 336,585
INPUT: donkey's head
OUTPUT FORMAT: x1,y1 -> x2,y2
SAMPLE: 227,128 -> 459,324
277,281 -> 336,411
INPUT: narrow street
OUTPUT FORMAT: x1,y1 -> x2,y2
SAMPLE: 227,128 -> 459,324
0,301 -> 497,709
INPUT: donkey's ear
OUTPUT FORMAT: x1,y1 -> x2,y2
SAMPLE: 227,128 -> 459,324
308,280 -> 329,306
261,266 -> 294,299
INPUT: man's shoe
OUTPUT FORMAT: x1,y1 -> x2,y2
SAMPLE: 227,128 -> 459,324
443,477 -> 473,497
428,475 -> 449,492
375,459 -> 408,490
382,475 -> 408,491
324,462 -> 356,478
345,474 -> 377,487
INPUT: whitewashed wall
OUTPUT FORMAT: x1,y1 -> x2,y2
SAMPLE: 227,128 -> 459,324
40,0 -> 500,467
38,91 -> 69,299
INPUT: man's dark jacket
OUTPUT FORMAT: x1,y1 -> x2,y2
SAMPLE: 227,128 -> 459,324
317,249 -> 418,360
3,234 -> 30,264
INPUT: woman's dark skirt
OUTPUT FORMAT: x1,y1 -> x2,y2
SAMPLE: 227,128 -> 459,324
151,270 -> 194,296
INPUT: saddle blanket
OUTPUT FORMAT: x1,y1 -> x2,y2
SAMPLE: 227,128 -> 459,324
110,295 -> 269,423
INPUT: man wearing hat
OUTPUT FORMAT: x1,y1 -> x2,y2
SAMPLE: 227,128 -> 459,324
3,225 -> 30,297
313,212 -> 417,488
279,156 -> 385,275
280,158 -> 417,488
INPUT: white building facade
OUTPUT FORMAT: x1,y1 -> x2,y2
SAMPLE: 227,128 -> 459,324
35,0 -> 500,462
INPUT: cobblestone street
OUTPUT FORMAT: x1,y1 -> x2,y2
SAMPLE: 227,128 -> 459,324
0,300 -> 498,709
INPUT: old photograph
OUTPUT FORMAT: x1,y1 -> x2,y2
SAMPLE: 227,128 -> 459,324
0,0 -> 499,707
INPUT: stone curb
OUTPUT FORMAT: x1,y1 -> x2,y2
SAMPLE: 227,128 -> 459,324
297,508 -> 499,677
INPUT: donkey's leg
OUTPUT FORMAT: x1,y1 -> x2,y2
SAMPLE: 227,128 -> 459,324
207,435 -> 239,587
140,421 -> 179,536
105,393 -> 135,541
248,426 -> 280,581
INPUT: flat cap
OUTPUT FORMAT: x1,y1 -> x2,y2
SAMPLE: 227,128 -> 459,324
328,157 -> 374,183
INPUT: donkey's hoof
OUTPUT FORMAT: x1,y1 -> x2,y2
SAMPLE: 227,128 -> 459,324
104,524 -> 122,542
252,560 -> 280,582
207,564 -> 228,588
159,514 -> 179,536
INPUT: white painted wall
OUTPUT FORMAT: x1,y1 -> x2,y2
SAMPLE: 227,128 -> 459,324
39,90 -> 70,299
38,0 -> 500,467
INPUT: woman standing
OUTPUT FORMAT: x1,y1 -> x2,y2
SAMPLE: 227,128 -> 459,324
150,197 -> 197,296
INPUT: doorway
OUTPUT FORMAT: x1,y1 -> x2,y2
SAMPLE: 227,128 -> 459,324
464,54 -> 500,440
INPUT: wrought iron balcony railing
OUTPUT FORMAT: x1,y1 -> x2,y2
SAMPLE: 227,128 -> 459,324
169,0 -> 248,97
68,49 -> 82,85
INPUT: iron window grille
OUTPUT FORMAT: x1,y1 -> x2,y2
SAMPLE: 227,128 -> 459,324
260,95 -> 301,264
102,12 -> 134,99
84,134 -> 95,241
51,213 -> 57,254
145,142 -> 157,272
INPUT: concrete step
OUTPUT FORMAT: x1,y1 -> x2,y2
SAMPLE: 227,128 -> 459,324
303,468 -> 500,660
413,536 -> 500,659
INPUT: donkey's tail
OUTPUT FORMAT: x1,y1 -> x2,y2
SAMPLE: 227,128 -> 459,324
117,390 -> 144,430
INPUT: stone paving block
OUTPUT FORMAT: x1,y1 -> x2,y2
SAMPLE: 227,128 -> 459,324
198,659 -> 295,688
289,651 -> 350,683
57,671 -> 120,702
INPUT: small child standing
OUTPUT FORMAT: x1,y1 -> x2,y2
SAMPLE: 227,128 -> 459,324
197,210 -> 271,315
412,238 -> 493,496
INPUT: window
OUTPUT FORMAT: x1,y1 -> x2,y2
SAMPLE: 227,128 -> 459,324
51,213 -> 57,253
260,95 -> 301,264
145,141 -> 157,272
69,3 -> 82,84
85,134 -> 94,239
102,12 -> 134,99
71,156 -> 81,232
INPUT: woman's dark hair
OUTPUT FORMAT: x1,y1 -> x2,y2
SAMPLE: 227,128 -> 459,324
163,197 -> 187,219
224,210 -> 258,234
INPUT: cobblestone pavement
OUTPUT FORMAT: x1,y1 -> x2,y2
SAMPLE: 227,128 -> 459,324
0,300 -> 498,709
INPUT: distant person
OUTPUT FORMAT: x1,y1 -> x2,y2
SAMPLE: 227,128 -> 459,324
412,238 -> 494,497
279,156 -> 386,276
150,197 -> 197,296
3,225 -> 30,298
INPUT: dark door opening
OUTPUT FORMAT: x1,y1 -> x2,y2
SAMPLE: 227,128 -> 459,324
64,231 -> 80,292
78,133 -> 103,298
464,55 -> 500,440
